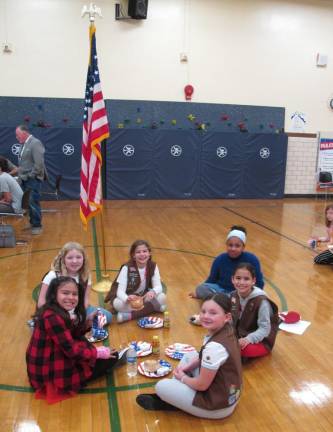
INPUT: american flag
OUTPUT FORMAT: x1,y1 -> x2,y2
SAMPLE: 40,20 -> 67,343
80,24 -> 109,227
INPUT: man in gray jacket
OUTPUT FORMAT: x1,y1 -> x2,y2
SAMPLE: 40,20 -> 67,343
13,125 -> 45,235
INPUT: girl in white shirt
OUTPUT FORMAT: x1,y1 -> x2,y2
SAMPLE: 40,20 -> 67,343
105,240 -> 167,323
37,241 -> 112,324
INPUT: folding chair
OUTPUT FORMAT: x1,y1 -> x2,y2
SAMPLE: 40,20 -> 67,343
0,189 -> 30,246
42,174 -> 62,213
316,171 -> 333,202
0,189 -> 30,223
42,174 -> 62,200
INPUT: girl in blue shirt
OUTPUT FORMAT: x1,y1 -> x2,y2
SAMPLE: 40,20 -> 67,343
190,225 -> 264,299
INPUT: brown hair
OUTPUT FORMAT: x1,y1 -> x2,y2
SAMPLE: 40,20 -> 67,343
35,276 -> 86,327
233,262 -> 256,278
0,157 -> 9,172
230,225 -> 247,235
203,293 -> 232,313
325,204 -> 333,227
129,240 -> 152,259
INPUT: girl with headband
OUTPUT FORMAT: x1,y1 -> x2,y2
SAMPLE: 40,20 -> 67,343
190,225 -> 264,300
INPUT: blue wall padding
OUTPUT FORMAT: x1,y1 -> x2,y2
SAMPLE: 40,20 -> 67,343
0,96 -> 284,133
0,95 -> 286,200
0,127 -> 287,200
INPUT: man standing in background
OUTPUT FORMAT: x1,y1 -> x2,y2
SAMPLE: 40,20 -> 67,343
12,125 -> 45,235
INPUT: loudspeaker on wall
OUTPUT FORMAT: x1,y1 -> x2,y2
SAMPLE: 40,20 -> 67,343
128,0 -> 148,19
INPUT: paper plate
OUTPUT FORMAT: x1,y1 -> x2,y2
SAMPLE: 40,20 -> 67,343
165,343 -> 196,360
137,316 -> 164,329
138,359 -> 172,378
129,341 -> 152,357
86,329 -> 109,343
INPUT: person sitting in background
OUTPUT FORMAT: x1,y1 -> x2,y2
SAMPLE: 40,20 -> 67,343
0,156 -> 17,176
0,156 -> 23,213
309,204 -> 333,265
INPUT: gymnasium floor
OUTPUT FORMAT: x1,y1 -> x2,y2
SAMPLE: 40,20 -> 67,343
0,198 -> 332,432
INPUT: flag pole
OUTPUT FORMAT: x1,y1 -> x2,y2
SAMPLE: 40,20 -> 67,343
81,3 -> 111,293
93,142 -> 111,293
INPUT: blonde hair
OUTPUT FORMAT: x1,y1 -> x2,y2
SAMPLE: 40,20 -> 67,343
51,242 -> 90,282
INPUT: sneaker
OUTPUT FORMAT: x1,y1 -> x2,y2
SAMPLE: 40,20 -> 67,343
117,312 -> 132,323
31,227 -> 43,235
27,319 -> 35,328
136,394 -> 178,411
115,346 -> 130,367
189,314 -> 201,326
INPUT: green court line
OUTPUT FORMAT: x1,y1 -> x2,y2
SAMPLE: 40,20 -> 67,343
90,219 -> 121,432
114,382 -> 155,392
1,240 -> 287,416
264,277 -> 288,311
0,381 -> 156,394
0,384 -> 34,393
106,373 -> 121,432
92,219 -> 102,282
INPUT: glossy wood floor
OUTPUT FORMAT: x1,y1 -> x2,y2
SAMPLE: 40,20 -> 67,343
1,199 -> 332,432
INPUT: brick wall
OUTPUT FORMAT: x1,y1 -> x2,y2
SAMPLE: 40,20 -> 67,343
284,136 -> 318,195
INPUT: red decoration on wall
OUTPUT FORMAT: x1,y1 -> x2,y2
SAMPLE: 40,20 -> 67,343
184,85 -> 194,101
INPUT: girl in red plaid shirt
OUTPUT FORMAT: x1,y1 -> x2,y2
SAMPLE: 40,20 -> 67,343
26,276 -> 118,404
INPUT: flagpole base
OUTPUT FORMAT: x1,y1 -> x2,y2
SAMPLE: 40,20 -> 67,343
92,278 -> 111,293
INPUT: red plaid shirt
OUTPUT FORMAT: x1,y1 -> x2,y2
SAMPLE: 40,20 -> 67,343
26,309 -> 97,394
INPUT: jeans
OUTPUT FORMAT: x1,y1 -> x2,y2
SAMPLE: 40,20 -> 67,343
195,282 -> 231,298
21,177 -> 42,227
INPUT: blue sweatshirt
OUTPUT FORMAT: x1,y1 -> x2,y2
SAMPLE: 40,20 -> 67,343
206,251 -> 264,293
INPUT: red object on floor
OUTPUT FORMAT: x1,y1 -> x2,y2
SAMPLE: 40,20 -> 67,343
241,342 -> 270,358
279,311 -> 301,324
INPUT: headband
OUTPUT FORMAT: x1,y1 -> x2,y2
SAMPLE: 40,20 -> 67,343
226,229 -> 246,244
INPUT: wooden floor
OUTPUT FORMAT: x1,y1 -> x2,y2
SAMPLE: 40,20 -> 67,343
1,198 -> 332,432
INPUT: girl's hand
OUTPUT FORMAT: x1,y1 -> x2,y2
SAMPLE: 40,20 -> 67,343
173,368 -> 185,381
108,348 -> 118,358
144,290 -> 156,301
96,346 -> 111,359
239,338 -> 250,349
86,310 -> 98,322
127,295 -> 140,302
174,365 -> 185,375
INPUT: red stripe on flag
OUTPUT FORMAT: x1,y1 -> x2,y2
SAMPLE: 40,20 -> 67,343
80,24 -> 109,227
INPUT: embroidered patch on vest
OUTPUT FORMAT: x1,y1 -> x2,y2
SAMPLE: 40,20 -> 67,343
228,384 -> 240,406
